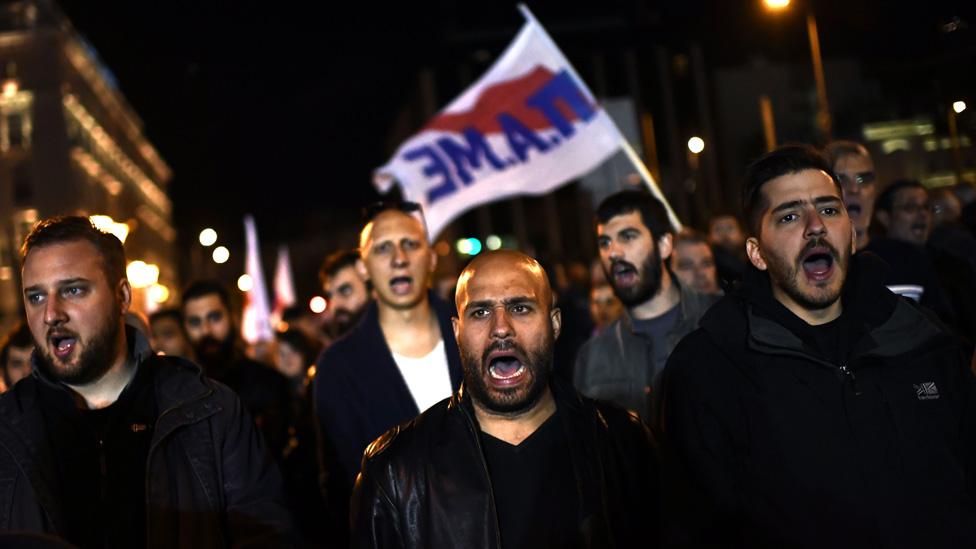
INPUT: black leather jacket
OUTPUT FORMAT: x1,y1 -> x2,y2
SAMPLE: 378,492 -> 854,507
0,329 -> 296,547
350,380 -> 659,548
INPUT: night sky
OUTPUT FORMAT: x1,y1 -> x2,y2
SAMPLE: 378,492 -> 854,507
56,1 -> 974,253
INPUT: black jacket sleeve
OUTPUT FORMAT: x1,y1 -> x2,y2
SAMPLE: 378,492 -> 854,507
349,455 -> 404,549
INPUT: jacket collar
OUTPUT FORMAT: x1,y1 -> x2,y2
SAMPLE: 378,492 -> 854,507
619,276 -> 706,337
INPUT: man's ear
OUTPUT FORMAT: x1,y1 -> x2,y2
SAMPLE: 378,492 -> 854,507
550,307 -> 562,341
745,237 -> 768,271
657,233 -> 674,262
118,278 -> 132,315
355,257 -> 369,281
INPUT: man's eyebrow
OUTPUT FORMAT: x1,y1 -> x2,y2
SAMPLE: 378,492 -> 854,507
464,295 -> 534,312
770,196 -> 841,214
23,277 -> 90,293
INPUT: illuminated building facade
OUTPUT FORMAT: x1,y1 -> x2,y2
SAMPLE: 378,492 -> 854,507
0,1 -> 175,326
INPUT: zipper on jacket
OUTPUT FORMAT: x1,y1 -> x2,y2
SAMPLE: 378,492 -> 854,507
838,364 -> 862,396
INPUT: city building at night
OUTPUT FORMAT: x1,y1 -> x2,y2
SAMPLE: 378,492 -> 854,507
0,0 -> 175,327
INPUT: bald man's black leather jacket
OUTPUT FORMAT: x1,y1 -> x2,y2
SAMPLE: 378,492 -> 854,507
350,379 -> 659,548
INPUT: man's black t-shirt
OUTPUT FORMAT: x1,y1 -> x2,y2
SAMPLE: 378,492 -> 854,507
479,408 -> 580,549
632,303 -> 682,379
38,362 -> 158,548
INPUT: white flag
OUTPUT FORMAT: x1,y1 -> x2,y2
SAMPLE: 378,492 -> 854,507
242,215 -> 273,343
374,9 -> 624,239
272,245 -> 296,323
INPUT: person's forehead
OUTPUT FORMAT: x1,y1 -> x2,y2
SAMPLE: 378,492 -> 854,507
677,241 -> 711,257
762,169 -> 841,205
363,210 -> 426,244
894,186 -> 928,203
330,265 -> 360,284
599,210 -> 648,233
23,240 -> 105,282
184,294 -> 227,316
834,153 -> 873,173
462,260 -> 544,302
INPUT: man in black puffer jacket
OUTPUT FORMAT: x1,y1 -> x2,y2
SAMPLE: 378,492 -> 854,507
0,216 -> 295,547
661,146 -> 976,548
352,251 -> 658,549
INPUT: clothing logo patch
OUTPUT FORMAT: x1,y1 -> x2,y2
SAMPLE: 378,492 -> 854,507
913,382 -> 939,401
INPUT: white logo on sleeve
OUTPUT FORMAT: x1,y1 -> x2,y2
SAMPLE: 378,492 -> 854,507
913,382 -> 939,401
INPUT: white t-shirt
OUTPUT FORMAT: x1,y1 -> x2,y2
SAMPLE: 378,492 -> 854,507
391,339 -> 454,413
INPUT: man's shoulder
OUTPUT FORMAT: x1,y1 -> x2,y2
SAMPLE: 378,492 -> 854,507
358,398 -> 454,476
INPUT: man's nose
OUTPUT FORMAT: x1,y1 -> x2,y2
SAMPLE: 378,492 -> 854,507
392,246 -> 408,267
805,212 -> 827,238
44,296 -> 67,325
490,309 -> 513,339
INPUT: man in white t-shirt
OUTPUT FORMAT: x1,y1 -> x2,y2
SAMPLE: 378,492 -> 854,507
314,201 -> 463,503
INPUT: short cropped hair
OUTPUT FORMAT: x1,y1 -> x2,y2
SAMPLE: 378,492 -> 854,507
149,308 -> 183,326
674,229 -> 710,248
741,145 -> 840,236
318,249 -> 360,287
596,190 -> 673,240
182,280 -> 232,311
874,179 -> 927,215
20,216 -> 127,285
0,321 -> 32,367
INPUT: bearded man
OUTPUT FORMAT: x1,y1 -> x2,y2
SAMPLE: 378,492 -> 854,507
574,190 -> 716,426
350,250 -> 658,549
0,216 -> 295,546
661,145 -> 976,548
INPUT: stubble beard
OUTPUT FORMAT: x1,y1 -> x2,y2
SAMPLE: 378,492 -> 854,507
766,237 -> 850,311
34,316 -> 122,386
605,246 -> 663,308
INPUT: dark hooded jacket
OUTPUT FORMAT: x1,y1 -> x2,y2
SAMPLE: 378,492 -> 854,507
661,253 -> 976,548
0,328 -> 296,547
350,379 -> 659,549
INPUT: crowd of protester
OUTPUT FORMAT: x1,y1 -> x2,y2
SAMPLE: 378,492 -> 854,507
0,139 -> 975,548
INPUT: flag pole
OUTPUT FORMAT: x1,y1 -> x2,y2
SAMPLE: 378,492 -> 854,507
516,3 -> 683,232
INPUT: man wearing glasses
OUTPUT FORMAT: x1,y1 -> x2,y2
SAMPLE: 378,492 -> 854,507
314,201 -> 463,513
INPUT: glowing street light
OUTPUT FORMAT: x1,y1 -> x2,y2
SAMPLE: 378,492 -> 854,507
486,235 -> 503,251
309,296 -> 327,314
212,246 -> 229,264
687,136 -> 705,154
237,274 -> 253,292
126,260 -> 160,288
199,228 -> 217,247
953,101 -> 967,114
762,0 -> 791,9
147,283 -> 170,304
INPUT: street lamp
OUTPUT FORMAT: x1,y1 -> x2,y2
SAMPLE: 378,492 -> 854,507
212,246 -> 230,264
763,0 -> 832,141
687,136 -> 705,154
949,100 -> 967,183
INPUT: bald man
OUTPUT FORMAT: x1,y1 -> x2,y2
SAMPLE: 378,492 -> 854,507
314,202 -> 463,531
351,250 -> 658,549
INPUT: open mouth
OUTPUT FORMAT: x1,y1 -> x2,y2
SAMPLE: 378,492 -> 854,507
49,332 -> 78,360
800,247 -> 835,282
910,223 -> 928,240
611,261 -> 638,287
486,351 -> 526,387
389,276 -> 413,296
845,202 -> 862,218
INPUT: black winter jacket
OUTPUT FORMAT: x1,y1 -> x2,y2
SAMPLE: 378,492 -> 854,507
350,380 -> 659,549
661,254 -> 976,548
0,329 -> 296,547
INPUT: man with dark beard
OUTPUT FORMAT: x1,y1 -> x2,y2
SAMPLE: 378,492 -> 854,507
351,250 -> 658,549
0,216 -> 295,546
181,281 -> 294,460
574,190 -> 715,426
661,145 -> 976,548
319,249 -> 371,338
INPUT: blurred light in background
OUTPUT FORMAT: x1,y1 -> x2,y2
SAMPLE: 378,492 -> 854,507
309,296 -> 327,313
212,246 -> 229,264
126,260 -> 159,288
89,215 -> 129,243
456,237 -> 483,256
199,228 -> 217,247
762,0 -> 791,9
687,136 -> 705,154
953,101 -> 967,114
147,283 -> 170,304
237,274 -> 253,292
486,235 -> 502,251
